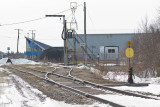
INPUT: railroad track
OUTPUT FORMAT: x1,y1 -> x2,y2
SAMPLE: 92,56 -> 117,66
50,65 -> 160,100
6,65 -> 160,106
7,65 -> 124,107
68,67 -> 160,100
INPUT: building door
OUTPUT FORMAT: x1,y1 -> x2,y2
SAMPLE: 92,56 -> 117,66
105,46 -> 119,61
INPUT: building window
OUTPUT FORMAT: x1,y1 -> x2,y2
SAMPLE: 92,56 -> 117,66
108,49 -> 115,53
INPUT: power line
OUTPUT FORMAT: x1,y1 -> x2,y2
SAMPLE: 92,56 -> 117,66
0,17 -> 46,26
0,4 -> 83,27
86,8 -> 94,26
66,13 -> 73,20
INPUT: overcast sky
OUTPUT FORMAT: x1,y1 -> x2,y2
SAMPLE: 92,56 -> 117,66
0,0 -> 160,53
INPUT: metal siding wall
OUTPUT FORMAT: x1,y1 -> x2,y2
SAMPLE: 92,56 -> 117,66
67,34 -> 135,61
85,34 -> 133,54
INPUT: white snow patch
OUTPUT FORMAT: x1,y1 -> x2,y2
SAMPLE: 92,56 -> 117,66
100,62 -> 125,67
141,77 -> 160,84
105,63 -> 117,66
12,58 -> 39,65
73,64 -> 100,73
76,65 -> 90,70
103,71 -> 160,98
113,84 -> 160,95
96,94 -> 160,107
111,77 -> 160,96
0,58 -> 39,66
90,67 -> 100,74
103,71 -> 143,83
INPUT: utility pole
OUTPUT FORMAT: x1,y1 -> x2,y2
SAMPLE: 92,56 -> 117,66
15,29 -> 22,54
33,33 -> 35,59
29,30 -> 36,60
7,47 -> 10,58
45,15 -> 67,66
84,2 -> 87,65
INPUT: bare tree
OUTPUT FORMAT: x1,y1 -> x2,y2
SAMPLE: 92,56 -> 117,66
120,15 -> 160,78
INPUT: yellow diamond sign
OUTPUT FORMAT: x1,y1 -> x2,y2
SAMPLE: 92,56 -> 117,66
125,48 -> 134,58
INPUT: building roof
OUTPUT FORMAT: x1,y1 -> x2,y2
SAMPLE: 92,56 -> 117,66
25,37 -> 52,50
78,33 -> 137,36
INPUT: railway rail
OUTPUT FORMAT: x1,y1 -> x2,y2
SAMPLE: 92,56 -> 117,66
6,65 -> 160,106
11,65 -> 160,100
7,65 -> 124,107
68,67 -> 159,100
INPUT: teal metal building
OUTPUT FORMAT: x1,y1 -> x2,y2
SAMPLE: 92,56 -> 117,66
67,33 -> 136,62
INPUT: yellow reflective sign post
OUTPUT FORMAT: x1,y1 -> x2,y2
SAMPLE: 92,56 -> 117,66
125,48 -> 134,58
126,41 -> 134,84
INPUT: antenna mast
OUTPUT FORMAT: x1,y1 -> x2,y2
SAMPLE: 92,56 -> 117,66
70,2 -> 78,30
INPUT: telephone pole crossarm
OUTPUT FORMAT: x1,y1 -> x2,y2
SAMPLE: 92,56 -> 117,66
46,15 -> 65,18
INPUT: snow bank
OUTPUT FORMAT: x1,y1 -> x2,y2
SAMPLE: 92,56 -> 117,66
76,65 -> 90,70
0,58 -> 9,66
116,77 -> 160,95
104,71 -> 160,96
96,94 -> 160,107
12,58 -> 39,65
104,71 -> 160,84
0,58 -> 39,66
90,67 -> 100,73
103,71 -> 142,83
113,84 -> 160,95
141,77 -> 160,84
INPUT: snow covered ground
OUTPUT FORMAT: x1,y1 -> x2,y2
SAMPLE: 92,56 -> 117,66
100,71 -> 160,107
0,58 -> 106,107
0,69 -> 105,107
0,58 -> 39,66
0,58 -> 160,107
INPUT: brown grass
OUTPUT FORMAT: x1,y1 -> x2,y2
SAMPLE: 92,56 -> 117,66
0,72 -> 9,86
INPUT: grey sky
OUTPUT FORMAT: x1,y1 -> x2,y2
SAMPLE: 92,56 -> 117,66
0,0 -> 159,53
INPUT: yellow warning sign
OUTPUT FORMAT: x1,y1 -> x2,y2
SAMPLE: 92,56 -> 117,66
125,48 -> 134,58
127,41 -> 131,46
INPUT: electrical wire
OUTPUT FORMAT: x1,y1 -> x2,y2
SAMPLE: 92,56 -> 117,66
66,13 -> 73,20
0,3 -> 83,27
86,8 -> 94,26
0,17 -> 46,26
